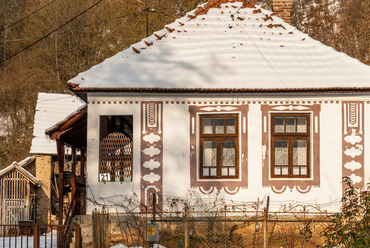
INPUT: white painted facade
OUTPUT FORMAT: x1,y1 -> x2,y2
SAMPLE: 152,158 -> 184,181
84,93 -> 370,213
64,0 -> 370,214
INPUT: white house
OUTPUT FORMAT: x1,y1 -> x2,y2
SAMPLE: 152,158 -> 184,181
63,0 -> 370,213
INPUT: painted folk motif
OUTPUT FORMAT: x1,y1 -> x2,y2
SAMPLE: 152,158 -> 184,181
141,102 -> 163,210
342,102 -> 365,193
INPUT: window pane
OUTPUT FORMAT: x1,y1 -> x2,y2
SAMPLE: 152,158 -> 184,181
274,117 -> 284,133
210,168 -> 217,176
222,140 -> 236,167
301,166 -> 307,175
286,117 -> 296,133
293,140 -> 307,165
293,166 -> 300,175
203,141 -> 217,167
225,118 -> 236,134
229,167 -> 235,176
274,166 -> 281,175
297,117 -> 307,133
203,168 -> 209,176
203,118 -> 213,134
282,166 -> 289,175
274,140 -> 288,165
222,167 -> 228,176
214,118 -> 224,134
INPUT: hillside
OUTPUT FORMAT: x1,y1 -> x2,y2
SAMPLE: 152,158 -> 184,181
0,0 -> 369,168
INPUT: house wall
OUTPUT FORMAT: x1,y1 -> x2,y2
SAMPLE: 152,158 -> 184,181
85,93 -> 370,213
35,155 -> 52,225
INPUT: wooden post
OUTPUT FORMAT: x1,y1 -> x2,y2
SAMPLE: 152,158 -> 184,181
150,193 -> 156,248
145,6 -> 149,37
75,225 -> 82,248
33,225 -> 40,248
81,149 -> 85,185
184,206 -> 188,248
106,212 -> 111,248
72,146 -> 80,214
80,149 -> 86,215
98,211 -> 101,248
253,197 -> 259,247
92,210 -> 96,248
72,146 -> 76,196
264,196 -> 270,248
56,140 -> 65,248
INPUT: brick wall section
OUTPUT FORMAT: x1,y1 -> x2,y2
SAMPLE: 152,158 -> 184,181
273,0 -> 293,24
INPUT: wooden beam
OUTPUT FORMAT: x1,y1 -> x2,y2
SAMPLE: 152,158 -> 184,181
81,149 -> 85,185
56,140 -> 64,248
72,146 -> 76,196
72,146 -> 79,214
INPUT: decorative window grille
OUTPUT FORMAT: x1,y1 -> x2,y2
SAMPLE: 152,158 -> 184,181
99,132 -> 133,182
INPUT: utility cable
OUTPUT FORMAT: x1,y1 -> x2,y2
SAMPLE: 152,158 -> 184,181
0,0 -> 104,64
0,0 -> 58,32
4,14 -> 137,42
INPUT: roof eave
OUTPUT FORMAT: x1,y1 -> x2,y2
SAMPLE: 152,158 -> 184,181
67,83 -> 370,94
0,164 -> 40,186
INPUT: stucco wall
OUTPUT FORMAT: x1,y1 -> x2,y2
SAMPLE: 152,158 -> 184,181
85,93 -> 370,213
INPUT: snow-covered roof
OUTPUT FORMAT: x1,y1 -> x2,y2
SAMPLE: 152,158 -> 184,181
30,93 -> 85,155
69,0 -> 370,92
0,156 -> 40,186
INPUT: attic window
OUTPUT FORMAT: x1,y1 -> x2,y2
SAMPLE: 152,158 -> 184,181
99,116 -> 133,182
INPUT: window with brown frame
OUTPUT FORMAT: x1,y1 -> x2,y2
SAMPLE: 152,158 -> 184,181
199,114 -> 239,179
271,113 -> 310,178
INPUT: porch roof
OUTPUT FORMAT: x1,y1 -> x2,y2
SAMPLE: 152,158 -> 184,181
45,105 -> 87,150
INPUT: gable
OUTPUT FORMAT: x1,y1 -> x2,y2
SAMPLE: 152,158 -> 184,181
69,0 -> 370,93
0,157 -> 40,186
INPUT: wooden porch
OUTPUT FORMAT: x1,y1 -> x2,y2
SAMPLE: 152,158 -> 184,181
46,105 -> 87,248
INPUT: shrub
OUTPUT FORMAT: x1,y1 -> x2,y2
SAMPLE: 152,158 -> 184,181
322,177 -> 370,247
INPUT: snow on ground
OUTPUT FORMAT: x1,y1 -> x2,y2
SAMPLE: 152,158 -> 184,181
0,230 -> 58,248
111,244 -> 165,248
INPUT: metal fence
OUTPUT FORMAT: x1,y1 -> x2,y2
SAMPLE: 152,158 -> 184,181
0,224 -> 81,248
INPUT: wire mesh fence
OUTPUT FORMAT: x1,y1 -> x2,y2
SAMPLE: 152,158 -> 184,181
93,207 -> 334,248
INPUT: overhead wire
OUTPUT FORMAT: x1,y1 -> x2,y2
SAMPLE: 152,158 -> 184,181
4,14 -> 138,42
0,0 -> 104,64
0,0 -> 59,32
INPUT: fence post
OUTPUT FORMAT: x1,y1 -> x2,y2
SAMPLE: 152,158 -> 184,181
184,206 -> 188,248
75,225 -> 82,248
264,196 -> 270,248
98,211 -> 101,248
33,225 -> 40,248
253,197 -> 259,247
106,211 -> 111,248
